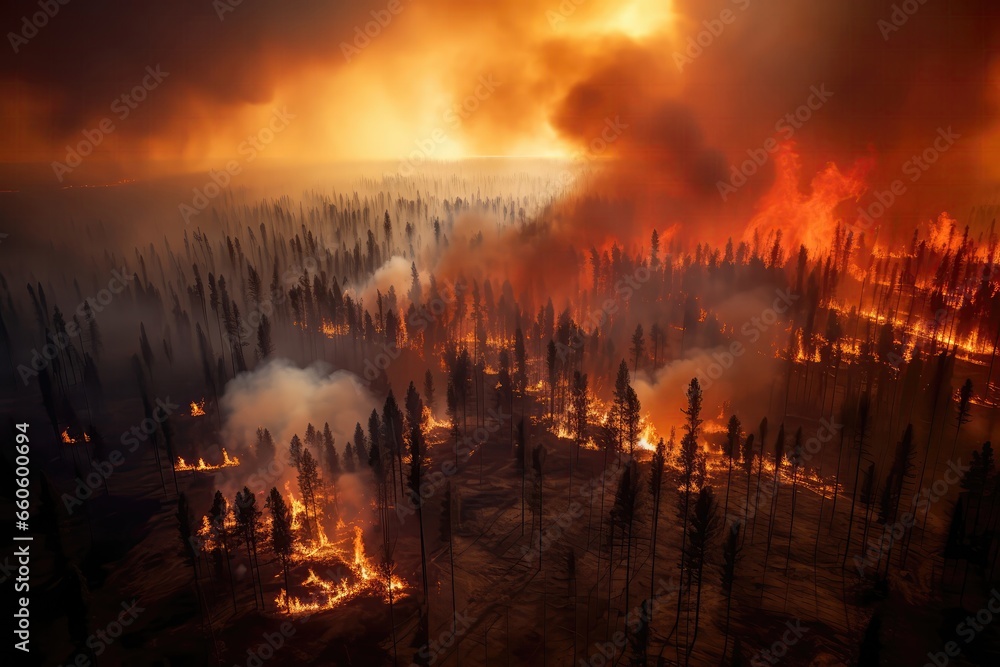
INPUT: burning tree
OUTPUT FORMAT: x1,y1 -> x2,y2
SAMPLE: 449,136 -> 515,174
297,447 -> 322,538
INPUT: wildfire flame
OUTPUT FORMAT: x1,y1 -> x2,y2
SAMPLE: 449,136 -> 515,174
423,408 -> 451,432
275,524 -> 406,614
193,484 -> 407,615
174,448 -> 241,472
745,143 -> 872,258
190,399 -> 206,417
320,319 -> 349,338
61,429 -> 76,444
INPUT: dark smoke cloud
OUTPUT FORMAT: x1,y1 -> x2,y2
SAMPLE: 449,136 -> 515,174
543,0 -> 1000,245
0,0 -> 382,151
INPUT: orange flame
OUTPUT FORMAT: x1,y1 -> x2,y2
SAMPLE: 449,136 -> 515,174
745,143 -> 873,258
274,526 -> 407,614
174,448 -> 241,472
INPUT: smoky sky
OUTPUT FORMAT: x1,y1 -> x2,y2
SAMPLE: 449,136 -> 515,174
1,0 -> 997,242
535,0 -> 1000,246
0,0 -> 384,146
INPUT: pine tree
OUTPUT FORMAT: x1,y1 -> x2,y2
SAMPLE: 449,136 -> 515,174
516,417 -> 527,534
650,322 -> 663,369
177,493 -> 197,575
177,492 -> 214,641
83,301 -> 103,359
446,380 -> 459,461
405,384 -> 430,603
684,485 -> 720,657
382,390 -> 406,499
424,369 -> 436,413
648,435 -> 668,630
949,378 -> 974,461
842,393 -> 872,565
344,442 -> 356,473
720,521 -> 742,661
139,322 -> 155,374
631,324 -> 645,373
411,605 -> 431,666
570,371 -> 590,467
628,599 -> 651,667
752,417 -> 769,544
353,422 -> 368,464
723,415 -> 741,524
611,458 -> 641,618
624,385 -> 641,456
611,360 -> 632,454
209,490 -> 238,611
547,339 -> 558,418
962,441 -> 995,533
256,427 -> 275,464
673,378 -> 704,652
514,326 -> 527,394
742,433 -> 756,531
256,314 -> 274,360
289,434 -> 303,470
532,443 -> 545,568
784,429 -> 804,578
441,481 -> 458,627
297,448 -> 322,539
405,381 -> 424,430
766,423 -> 786,550
324,437 -> 340,477
235,486 -> 263,609
267,487 -> 294,609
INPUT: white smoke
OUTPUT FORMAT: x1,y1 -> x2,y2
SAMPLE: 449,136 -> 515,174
220,358 -> 378,457
346,254 -> 414,307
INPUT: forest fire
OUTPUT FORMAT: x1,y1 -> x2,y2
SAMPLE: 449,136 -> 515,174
20,165 -> 1000,663
260,481 -> 409,614
9,2 -> 1000,664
